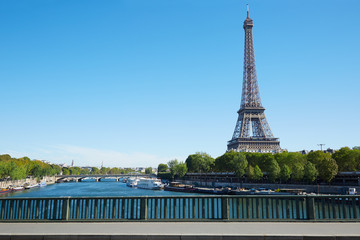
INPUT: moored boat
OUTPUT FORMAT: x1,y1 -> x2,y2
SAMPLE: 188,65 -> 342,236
126,177 -> 139,187
0,188 -> 12,194
39,181 -> 47,187
24,184 -> 39,189
11,186 -> 24,191
137,178 -> 164,190
164,182 -> 195,193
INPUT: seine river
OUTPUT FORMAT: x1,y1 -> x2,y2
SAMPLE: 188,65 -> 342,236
3,181 -> 200,198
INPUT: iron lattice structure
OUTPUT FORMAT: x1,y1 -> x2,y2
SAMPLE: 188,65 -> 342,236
227,7 -> 281,153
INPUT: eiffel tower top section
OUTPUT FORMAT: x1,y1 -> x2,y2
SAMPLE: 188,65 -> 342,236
240,5 -> 263,110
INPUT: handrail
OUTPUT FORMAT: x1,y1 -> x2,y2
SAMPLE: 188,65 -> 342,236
0,195 -> 359,222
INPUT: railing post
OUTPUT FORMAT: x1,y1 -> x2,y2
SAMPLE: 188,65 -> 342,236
62,197 -> 70,221
306,196 -> 316,220
140,197 -> 148,220
222,197 -> 229,220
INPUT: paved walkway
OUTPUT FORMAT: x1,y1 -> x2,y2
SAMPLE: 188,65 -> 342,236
1,222 -> 360,239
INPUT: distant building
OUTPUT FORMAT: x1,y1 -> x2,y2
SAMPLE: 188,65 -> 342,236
300,148 -> 336,155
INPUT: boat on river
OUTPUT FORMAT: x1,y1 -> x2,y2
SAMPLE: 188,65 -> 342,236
39,181 -> 47,187
0,188 -> 12,194
11,186 -> 24,191
137,178 -> 164,190
164,182 -> 196,193
24,184 -> 38,189
126,177 -> 140,187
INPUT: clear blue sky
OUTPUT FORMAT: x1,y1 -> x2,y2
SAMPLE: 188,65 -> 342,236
1,0 -> 359,168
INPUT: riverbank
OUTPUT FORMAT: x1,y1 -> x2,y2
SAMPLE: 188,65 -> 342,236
0,176 -> 56,189
182,180 -> 360,194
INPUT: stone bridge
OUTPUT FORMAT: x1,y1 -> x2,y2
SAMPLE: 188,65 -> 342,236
55,173 -> 153,182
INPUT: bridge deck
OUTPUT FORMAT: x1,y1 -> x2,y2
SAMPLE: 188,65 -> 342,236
1,222 -> 360,239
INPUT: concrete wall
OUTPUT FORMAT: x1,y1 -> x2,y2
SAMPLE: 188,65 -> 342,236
0,176 -> 56,189
183,180 -> 360,194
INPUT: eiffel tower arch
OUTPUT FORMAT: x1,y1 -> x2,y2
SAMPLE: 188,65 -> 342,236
227,6 -> 281,153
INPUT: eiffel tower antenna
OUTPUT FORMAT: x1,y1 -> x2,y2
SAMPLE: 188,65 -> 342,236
227,5 -> 281,153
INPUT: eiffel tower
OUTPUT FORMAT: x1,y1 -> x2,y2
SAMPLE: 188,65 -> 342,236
227,5 -> 281,153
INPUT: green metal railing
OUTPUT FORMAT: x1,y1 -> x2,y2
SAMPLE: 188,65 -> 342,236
0,195 -> 359,221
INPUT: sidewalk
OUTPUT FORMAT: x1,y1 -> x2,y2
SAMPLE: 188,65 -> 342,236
1,222 -> 360,239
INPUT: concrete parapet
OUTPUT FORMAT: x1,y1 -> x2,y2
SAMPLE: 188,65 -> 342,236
0,236 -> 360,240
1,222 -> 360,240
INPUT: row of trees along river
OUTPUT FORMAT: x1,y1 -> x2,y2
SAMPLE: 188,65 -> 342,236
157,147 -> 360,184
0,154 -> 141,181
1,146 -> 359,184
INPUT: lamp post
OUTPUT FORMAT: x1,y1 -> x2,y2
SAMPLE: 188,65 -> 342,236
317,144 -> 325,151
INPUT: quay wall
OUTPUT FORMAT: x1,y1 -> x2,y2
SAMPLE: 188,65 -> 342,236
0,176 -> 56,189
183,180 -> 360,194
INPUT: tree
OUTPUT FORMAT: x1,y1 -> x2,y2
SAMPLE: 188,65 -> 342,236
304,161 -> 318,183
253,165 -> 263,181
247,165 -> 255,180
307,151 -> 329,165
307,151 -> 338,183
185,152 -> 214,173
174,162 -> 187,178
30,161 -> 44,179
51,165 -> 62,175
109,167 -> 121,174
100,167 -> 110,174
280,164 -> 291,182
167,159 -> 188,179
0,161 -> 7,178
232,153 -> 248,177
214,151 -> 247,175
353,146 -> 360,150
333,147 -> 358,171
168,159 -> 179,179
259,154 -> 276,173
292,163 -> 304,181
62,168 -> 70,175
145,167 -> 153,174
318,157 -> 338,183
267,158 -> 280,182
157,163 -> 168,173
91,167 -> 100,174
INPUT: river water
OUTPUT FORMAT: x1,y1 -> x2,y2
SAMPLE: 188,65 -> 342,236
2,181 -> 200,198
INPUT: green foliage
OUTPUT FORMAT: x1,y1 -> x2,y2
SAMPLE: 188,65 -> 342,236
109,167 -> 121,174
253,165 -> 263,181
267,158 -> 280,182
280,164 -> 291,182
185,152 -> 214,173
157,163 -> 168,173
62,168 -> 70,175
174,162 -> 187,178
157,172 -> 172,180
318,157 -> 338,183
167,159 -> 178,178
91,167 -> 100,174
232,153 -> 248,177
353,146 -> 360,150
100,167 -> 110,174
145,167 -> 153,174
167,159 -> 187,179
247,165 -> 254,180
333,147 -> 359,171
292,163 -> 304,181
214,151 -> 248,177
306,151 -> 338,182
247,165 -> 263,181
304,161 -> 318,182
